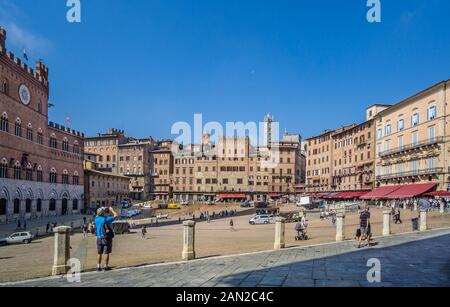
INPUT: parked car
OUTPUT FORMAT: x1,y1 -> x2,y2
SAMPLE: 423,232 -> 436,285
240,201 -> 251,208
254,202 -> 269,209
111,221 -> 130,235
168,203 -> 181,209
249,215 -> 274,225
143,203 -> 153,209
120,209 -> 141,218
0,232 -> 34,246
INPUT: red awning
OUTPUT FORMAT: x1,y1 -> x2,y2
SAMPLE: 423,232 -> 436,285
216,194 -> 247,199
425,191 -> 450,197
336,191 -> 370,199
361,186 -> 402,200
385,183 -> 437,199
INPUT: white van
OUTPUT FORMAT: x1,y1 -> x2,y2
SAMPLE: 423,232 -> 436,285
249,215 -> 274,225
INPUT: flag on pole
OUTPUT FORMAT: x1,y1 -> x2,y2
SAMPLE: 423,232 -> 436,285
23,49 -> 28,62
66,116 -> 71,127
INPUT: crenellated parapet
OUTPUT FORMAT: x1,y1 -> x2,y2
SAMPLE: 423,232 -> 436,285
0,26 -> 49,89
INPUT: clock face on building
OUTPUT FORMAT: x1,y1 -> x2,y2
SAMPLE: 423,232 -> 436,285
19,84 -> 31,105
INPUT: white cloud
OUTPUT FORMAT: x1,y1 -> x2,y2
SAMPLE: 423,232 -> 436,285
0,0 -> 51,56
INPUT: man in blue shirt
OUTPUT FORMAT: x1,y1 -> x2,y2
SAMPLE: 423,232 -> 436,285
95,206 -> 119,272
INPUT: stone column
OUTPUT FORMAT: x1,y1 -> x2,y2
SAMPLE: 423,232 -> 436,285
382,210 -> 391,236
413,202 -> 418,211
274,217 -> 286,250
52,226 -> 71,276
403,202 -> 407,210
440,202 -> 445,214
182,220 -> 196,261
335,212 -> 345,242
419,210 -> 428,232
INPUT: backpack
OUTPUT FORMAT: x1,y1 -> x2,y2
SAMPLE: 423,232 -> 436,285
102,217 -> 115,240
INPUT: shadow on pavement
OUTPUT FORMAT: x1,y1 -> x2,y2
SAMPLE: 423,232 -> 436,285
211,233 -> 450,287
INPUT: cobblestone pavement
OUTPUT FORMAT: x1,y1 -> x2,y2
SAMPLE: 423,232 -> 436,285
2,228 -> 450,287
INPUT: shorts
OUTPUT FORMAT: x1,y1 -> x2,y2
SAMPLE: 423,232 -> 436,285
97,237 -> 113,255
360,227 -> 368,237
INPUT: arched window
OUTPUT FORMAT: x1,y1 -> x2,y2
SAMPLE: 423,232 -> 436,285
73,171 -> 80,185
25,164 -> 33,181
0,158 -> 7,178
13,161 -> 21,180
0,112 -> 8,132
72,199 -> 78,211
36,199 -> 42,212
49,134 -> 57,149
49,199 -> 56,211
26,123 -> 33,141
37,129 -> 43,145
25,199 -> 31,213
49,168 -> 57,184
73,141 -> 80,154
36,166 -> 43,182
13,199 -> 20,214
62,138 -> 69,152
1,79 -> 8,95
0,198 -> 6,215
62,169 -> 69,185
14,118 -> 22,137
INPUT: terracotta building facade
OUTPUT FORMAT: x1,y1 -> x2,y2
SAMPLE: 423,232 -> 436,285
84,153 -> 130,211
375,80 -> 450,191
0,27 -> 84,224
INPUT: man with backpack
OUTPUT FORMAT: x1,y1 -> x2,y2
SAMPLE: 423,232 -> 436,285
95,207 -> 119,272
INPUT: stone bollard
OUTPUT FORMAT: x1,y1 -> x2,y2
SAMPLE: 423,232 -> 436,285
403,203 -> 407,210
52,226 -> 71,276
182,220 -> 196,261
382,210 -> 391,236
419,210 -> 428,232
414,203 -> 418,211
335,212 -> 345,242
440,202 -> 445,214
274,217 -> 286,250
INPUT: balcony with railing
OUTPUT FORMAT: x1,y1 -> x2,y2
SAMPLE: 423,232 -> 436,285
377,167 -> 444,181
378,137 -> 444,158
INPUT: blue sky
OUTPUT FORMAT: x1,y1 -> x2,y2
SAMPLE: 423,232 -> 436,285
1,0 -> 449,140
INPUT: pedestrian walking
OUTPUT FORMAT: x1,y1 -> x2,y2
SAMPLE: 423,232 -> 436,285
46,222 -> 50,234
357,206 -> 371,249
394,209 -> 402,224
82,223 -> 88,237
17,220 -> 21,230
229,219 -> 235,231
141,226 -> 147,239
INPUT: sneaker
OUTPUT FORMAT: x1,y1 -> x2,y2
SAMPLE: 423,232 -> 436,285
96,267 -> 102,272
103,266 -> 112,271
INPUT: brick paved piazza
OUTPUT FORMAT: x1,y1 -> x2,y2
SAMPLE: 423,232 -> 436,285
0,206 -> 449,283
2,228 -> 450,287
